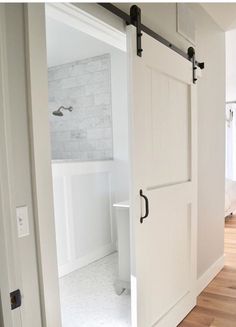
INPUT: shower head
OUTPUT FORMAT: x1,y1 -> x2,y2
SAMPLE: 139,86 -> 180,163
52,106 -> 73,117
52,110 -> 63,116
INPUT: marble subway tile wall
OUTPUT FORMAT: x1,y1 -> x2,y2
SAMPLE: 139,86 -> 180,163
48,54 -> 113,161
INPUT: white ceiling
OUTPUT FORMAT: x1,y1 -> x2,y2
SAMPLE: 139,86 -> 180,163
46,17 -> 120,67
201,3 -> 236,31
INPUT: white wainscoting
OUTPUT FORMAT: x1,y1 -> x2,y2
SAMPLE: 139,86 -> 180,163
52,160 -> 116,277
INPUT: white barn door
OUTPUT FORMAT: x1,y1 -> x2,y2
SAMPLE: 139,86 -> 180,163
128,26 -> 197,327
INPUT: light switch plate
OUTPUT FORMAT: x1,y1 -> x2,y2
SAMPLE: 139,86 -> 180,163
16,206 -> 30,238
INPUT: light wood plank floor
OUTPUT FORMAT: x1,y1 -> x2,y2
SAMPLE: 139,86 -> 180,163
179,215 -> 236,327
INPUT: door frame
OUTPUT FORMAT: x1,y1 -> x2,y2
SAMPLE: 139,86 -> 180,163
24,3 -> 127,326
0,4 -> 26,327
0,7 -> 14,326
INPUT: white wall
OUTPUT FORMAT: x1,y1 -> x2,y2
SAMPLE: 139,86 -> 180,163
192,4 -> 225,279
46,15 -> 121,66
110,50 -> 129,202
226,30 -> 236,101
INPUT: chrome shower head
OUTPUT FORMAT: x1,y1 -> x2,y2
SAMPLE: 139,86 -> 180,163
52,106 -> 73,117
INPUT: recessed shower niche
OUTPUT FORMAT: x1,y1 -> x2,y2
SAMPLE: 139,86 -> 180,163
48,53 -> 113,161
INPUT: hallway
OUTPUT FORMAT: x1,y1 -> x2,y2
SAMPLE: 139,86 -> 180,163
179,216 -> 236,326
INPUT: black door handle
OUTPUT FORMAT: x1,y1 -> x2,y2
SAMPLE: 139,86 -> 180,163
140,189 -> 149,223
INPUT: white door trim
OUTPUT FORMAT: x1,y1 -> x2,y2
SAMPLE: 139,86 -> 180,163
24,3 -> 126,326
0,7 -> 13,326
24,4 -> 62,327
0,5 -> 24,327
45,3 -> 126,51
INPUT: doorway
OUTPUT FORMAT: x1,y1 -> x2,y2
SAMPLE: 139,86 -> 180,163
225,29 -> 236,218
45,4 -> 131,327
26,3 -> 198,327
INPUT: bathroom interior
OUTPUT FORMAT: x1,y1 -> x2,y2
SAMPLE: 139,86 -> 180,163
45,6 -> 131,327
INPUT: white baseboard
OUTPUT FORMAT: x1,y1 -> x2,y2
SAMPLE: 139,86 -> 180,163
58,243 -> 116,278
196,255 -> 225,296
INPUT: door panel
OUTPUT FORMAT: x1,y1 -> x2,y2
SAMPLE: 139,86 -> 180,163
128,26 -> 197,327
137,184 -> 192,326
148,70 -> 190,188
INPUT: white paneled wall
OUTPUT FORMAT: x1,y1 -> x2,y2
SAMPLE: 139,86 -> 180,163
52,161 -> 116,277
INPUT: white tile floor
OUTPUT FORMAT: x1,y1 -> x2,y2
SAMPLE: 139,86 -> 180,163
59,252 -> 131,327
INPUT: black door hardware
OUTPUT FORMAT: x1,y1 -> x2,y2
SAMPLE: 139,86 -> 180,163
10,289 -> 22,310
140,189 -> 149,224
130,5 -> 143,57
98,3 -> 205,82
188,47 -> 204,84
188,47 -> 197,84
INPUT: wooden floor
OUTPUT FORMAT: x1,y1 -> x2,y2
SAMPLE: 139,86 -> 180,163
179,216 -> 236,327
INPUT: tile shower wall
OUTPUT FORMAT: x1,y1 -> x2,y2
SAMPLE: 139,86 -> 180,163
48,54 -> 113,161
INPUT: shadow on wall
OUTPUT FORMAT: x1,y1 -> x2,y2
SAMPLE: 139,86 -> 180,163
48,53 -> 113,162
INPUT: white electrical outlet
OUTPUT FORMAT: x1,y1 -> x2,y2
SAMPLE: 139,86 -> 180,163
16,206 -> 30,238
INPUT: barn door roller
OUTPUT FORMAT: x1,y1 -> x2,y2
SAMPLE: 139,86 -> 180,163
188,47 -> 205,84
98,3 -> 205,83
130,5 -> 143,57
